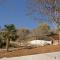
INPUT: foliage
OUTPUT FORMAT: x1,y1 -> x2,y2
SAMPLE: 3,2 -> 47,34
0,24 -> 18,51
32,23 -> 51,36
17,28 -> 30,42
39,23 -> 51,35
4,24 -> 17,51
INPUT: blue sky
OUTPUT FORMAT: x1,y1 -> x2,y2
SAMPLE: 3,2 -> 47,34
0,0 -> 56,29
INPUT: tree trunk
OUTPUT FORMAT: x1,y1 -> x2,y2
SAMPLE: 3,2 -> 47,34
6,38 -> 9,51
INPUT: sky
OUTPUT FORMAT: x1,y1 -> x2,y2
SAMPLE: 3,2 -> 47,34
0,0 -> 56,29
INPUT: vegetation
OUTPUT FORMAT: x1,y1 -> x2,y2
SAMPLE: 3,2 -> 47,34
32,23 -> 51,37
17,28 -> 30,44
0,24 -> 18,51
0,23 -> 58,51
38,23 -> 51,35
26,0 -> 60,43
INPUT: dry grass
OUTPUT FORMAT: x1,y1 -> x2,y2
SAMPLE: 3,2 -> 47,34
0,45 -> 60,58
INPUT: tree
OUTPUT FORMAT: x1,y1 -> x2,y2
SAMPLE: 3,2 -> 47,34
32,23 -> 51,36
26,0 -> 60,43
38,23 -> 51,35
4,24 -> 17,51
17,28 -> 30,44
26,0 -> 60,29
0,27 -> 5,48
0,32 -> 3,48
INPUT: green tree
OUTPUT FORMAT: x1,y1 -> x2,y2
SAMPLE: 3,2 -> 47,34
4,24 -> 17,51
0,27 -> 5,48
0,32 -> 3,48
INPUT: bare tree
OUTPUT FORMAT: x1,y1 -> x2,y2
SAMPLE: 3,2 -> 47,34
26,0 -> 60,43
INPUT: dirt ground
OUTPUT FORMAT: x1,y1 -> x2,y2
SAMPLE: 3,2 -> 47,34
0,45 -> 60,58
